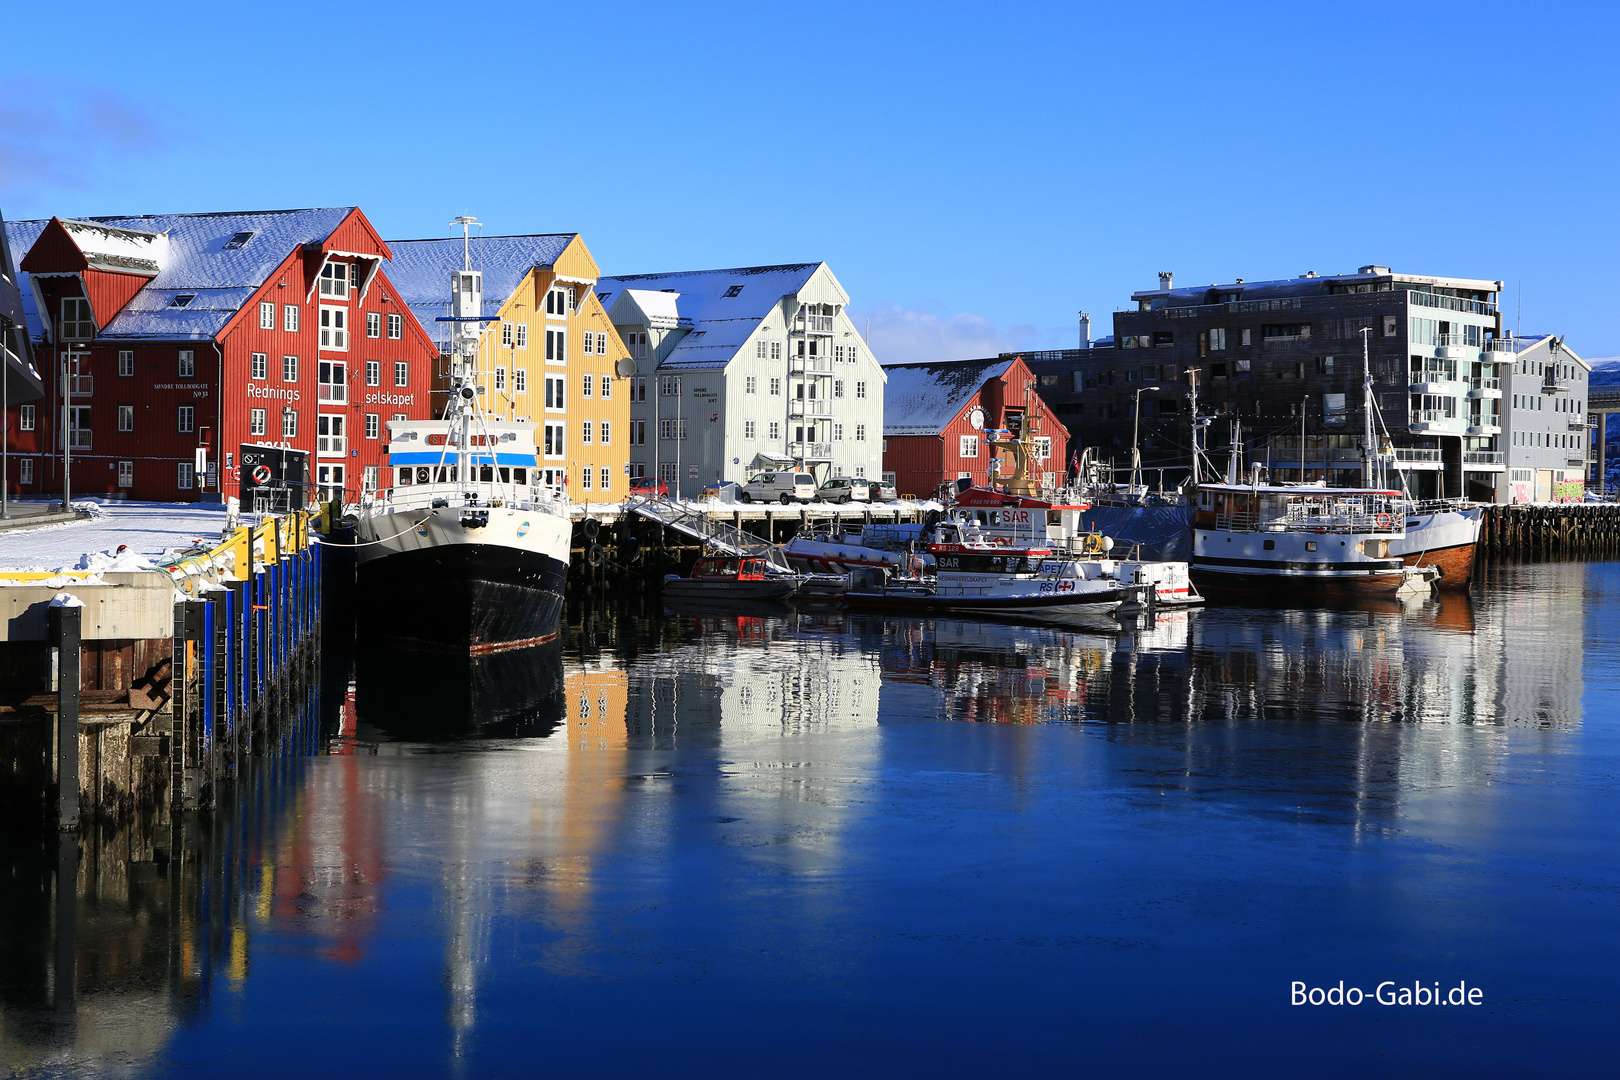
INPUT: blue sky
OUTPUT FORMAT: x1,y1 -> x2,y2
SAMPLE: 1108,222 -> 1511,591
4,1 -> 1617,361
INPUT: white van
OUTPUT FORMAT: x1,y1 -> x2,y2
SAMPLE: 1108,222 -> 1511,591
740,472 -> 816,504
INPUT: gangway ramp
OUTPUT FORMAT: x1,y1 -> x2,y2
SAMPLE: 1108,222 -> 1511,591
626,496 -> 793,572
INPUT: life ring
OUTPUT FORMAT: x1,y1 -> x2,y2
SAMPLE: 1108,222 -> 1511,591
251,464 -> 272,485
1375,513 -> 1392,529
990,536 -> 1008,547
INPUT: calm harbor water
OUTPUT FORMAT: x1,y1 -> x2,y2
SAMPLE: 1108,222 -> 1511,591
3,559 -> 1617,1077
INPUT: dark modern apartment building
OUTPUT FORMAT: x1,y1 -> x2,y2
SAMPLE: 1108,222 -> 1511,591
1026,267 -> 1510,500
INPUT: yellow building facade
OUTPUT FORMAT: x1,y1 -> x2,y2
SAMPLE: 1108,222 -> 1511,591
387,232 -> 632,503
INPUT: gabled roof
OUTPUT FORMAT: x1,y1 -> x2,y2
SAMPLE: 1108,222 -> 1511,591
4,207 -> 360,341
881,358 -> 1015,435
382,234 -> 577,350
597,263 -> 832,371
0,208 -> 42,400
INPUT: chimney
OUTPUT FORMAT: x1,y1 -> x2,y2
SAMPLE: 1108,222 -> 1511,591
1158,271 -> 1174,291
1078,312 -> 1091,349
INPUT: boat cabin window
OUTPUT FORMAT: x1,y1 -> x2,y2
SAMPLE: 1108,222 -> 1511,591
397,468 -> 412,486
416,467 -> 431,484
693,559 -> 739,579
513,468 -> 526,485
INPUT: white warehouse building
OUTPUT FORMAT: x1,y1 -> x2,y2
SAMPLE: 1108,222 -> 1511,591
596,263 -> 885,499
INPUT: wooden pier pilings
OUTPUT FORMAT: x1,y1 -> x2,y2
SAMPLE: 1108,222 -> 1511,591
1479,503 -> 1620,558
0,511 -> 321,834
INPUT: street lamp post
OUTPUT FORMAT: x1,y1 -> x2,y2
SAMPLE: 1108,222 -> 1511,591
1130,385 -> 1160,494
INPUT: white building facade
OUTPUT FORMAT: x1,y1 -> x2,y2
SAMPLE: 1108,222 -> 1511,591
597,263 -> 885,499
1499,334 -> 1590,502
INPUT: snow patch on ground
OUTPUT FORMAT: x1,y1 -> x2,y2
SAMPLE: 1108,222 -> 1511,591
0,499 -> 232,573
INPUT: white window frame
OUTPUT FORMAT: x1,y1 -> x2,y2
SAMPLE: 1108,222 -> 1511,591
581,419 -> 593,444
118,350 -> 134,377
60,297 -> 94,340
600,466 -> 610,490
514,324 -> 527,349
259,301 -> 275,330
250,408 -> 267,437
660,375 -> 681,397
768,421 -> 781,441
319,261 -> 349,299
319,305 -> 348,351
856,381 -> 867,399
365,360 -> 380,386
178,350 -> 195,378
387,313 -> 402,340
20,458 -> 34,484
543,420 -> 565,459
367,312 -> 382,338
599,374 -> 609,398
595,331 -> 606,355
856,424 -> 867,441
770,377 -> 781,396
546,328 -> 567,365
251,352 -> 268,380
177,462 -> 194,490
282,410 -> 298,438
515,369 -> 527,393
177,405 -> 195,433
284,304 -> 299,332
116,460 -> 132,488
317,413 -> 346,457
545,375 -> 565,412
365,413 -> 380,439
582,373 -> 593,397
960,435 -> 978,458
495,366 -> 507,391
744,420 -> 756,439
599,421 -> 610,445
117,405 -> 134,432
283,355 -> 299,382
394,361 -> 409,387
19,404 -> 34,431
319,360 -> 347,404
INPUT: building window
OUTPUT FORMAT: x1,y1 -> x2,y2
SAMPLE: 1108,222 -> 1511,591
115,461 -> 132,488
581,464 -> 592,490
834,379 -> 844,398
319,360 -> 347,403
746,376 -> 757,394
495,366 -> 507,391
21,404 -> 36,431
756,341 -> 767,359
581,419 -> 593,444
853,466 -> 865,478
630,420 -> 646,445
387,313 -> 402,340
502,322 -> 514,348
19,458 -> 33,484
582,373 -> 592,397
770,342 -> 781,361
319,306 -> 348,350
1383,315 -> 1398,337
1208,327 -> 1226,351
543,421 -> 565,458
855,424 -> 866,441
660,418 -> 687,440
769,377 -> 781,396
59,298 -> 94,340
365,413 -> 379,439
365,360 -> 380,386
362,465 -> 379,493
116,405 -> 133,432
600,466 -> 610,490
284,305 -> 299,332
1240,328 -> 1252,346
546,329 -> 567,364
960,435 -> 978,458
367,312 -> 382,338
598,374 -> 608,398
514,368 -> 527,393
319,261 -> 349,298
284,355 -> 299,382
768,421 -> 781,441
317,414 -> 346,456
656,375 -> 679,397
177,462 -> 194,490
260,301 -> 275,329
178,350 -> 195,378
545,375 -> 565,410
282,410 -> 298,438
658,461 -> 677,484
744,420 -> 757,439
631,377 -> 646,402
600,421 -> 611,445
833,423 -> 844,441
177,405 -> 195,433
855,381 -> 867,399
394,361 -> 408,387
115,350 -> 133,377
250,408 -> 267,436
591,331 -> 603,355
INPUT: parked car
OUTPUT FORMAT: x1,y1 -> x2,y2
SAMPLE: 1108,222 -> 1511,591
628,476 -> 669,498
816,476 -> 870,504
867,479 -> 898,502
740,472 -> 816,504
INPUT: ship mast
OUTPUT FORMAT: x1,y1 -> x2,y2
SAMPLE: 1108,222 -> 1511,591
1361,326 -> 1376,488
449,216 -> 483,491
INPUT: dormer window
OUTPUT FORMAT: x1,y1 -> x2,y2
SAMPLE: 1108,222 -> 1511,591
169,294 -> 196,308
723,285 -> 743,297
319,261 -> 350,299
223,231 -> 255,250
59,297 -> 95,340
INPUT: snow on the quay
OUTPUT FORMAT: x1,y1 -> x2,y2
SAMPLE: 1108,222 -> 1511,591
0,500 -> 233,574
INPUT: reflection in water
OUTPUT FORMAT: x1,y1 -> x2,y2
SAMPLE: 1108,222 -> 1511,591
0,563 -> 1609,1075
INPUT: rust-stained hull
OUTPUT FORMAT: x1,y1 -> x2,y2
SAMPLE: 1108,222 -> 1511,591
1400,542 -> 1477,590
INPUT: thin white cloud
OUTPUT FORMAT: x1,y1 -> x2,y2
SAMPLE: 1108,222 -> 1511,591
0,77 -> 166,206
849,302 -> 1073,365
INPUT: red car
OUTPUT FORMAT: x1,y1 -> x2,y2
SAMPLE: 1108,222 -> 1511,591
628,476 -> 669,498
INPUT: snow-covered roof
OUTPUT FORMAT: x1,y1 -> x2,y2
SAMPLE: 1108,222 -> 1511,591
881,358 -> 1014,435
597,263 -> 830,371
382,234 -> 576,350
4,208 -> 357,341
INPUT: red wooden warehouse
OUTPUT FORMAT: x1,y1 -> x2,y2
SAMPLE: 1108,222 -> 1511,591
3,208 -> 438,502
881,355 -> 1069,498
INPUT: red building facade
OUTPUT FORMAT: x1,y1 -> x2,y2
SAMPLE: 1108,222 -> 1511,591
881,356 -> 1070,498
5,208 -> 438,503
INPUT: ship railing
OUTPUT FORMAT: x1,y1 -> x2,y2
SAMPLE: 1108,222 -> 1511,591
367,482 -> 568,516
